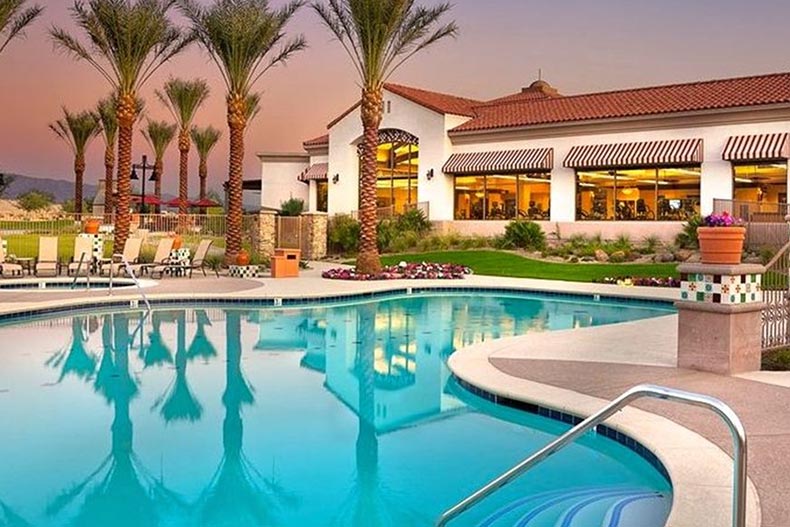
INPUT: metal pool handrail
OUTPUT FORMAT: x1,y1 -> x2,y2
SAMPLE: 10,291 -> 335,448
69,253 -> 89,290
120,256 -> 151,314
435,384 -> 747,527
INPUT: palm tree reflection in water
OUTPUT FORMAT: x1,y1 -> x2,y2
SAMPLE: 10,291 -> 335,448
46,317 -> 97,382
153,311 -> 202,422
141,312 -> 174,368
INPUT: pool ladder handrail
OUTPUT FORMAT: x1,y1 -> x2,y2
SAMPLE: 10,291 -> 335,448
115,256 -> 151,314
69,252 -> 90,290
435,383 -> 747,527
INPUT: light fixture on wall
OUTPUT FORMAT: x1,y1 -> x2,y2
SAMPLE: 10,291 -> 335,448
332,174 -> 340,184
426,168 -> 434,180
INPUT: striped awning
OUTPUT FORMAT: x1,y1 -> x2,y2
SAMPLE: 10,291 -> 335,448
443,148 -> 553,175
722,133 -> 790,162
298,163 -> 328,182
564,139 -> 703,169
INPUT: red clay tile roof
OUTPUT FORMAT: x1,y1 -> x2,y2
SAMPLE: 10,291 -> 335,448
452,72 -> 790,133
383,83 -> 482,117
303,134 -> 329,148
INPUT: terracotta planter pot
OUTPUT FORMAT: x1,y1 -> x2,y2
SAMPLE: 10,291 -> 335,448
83,218 -> 100,234
697,226 -> 746,264
236,249 -> 250,266
172,235 -> 183,250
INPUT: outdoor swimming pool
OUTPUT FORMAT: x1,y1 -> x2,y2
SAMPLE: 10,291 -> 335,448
0,292 -> 675,526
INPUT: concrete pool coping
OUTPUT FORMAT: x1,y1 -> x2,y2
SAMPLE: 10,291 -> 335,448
0,265 -> 779,526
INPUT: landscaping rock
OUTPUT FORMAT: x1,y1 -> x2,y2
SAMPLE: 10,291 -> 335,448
654,252 -> 675,263
674,249 -> 693,262
580,256 -> 595,263
744,254 -> 763,264
609,250 -> 627,263
594,249 -> 609,262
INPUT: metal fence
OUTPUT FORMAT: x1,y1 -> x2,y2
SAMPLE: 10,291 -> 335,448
761,240 -> 790,351
713,199 -> 789,249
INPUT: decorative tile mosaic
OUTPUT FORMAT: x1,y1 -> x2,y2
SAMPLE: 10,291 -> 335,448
229,265 -> 260,279
77,233 -> 104,261
679,272 -> 762,304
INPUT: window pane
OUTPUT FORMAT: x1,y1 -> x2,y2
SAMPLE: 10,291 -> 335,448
614,169 -> 656,221
656,167 -> 700,221
517,173 -> 550,220
454,176 -> 485,219
577,171 -> 615,220
733,164 -> 787,204
316,181 -> 328,212
485,175 -> 518,219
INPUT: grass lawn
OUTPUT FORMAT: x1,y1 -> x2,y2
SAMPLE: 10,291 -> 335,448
376,250 -> 679,282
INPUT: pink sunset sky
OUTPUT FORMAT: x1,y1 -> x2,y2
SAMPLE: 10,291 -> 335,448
1,0 -> 789,197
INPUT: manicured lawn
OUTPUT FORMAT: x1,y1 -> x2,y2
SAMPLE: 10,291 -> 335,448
377,250 -> 679,282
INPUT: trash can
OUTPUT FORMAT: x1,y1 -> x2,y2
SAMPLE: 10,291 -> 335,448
271,248 -> 301,278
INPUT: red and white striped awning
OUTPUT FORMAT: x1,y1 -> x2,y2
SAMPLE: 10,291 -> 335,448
298,163 -> 328,182
564,139 -> 703,169
722,133 -> 790,162
442,148 -> 553,175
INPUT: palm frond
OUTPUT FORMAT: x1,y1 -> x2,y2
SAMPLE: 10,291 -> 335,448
190,125 -> 221,160
96,95 -> 118,146
141,119 -> 177,158
156,77 -> 210,131
0,0 -> 43,55
49,107 -> 102,156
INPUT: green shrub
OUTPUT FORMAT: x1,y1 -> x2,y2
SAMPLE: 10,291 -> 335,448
395,208 -> 431,234
328,214 -> 360,254
612,234 -> 632,252
389,231 -> 422,253
17,190 -> 54,211
280,198 -> 305,217
759,246 -> 777,265
642,234 -> 661,254
675,215 -> 702,249
376,219 -> 398,252
503,221 -> 546,251
762,348 -> 790,371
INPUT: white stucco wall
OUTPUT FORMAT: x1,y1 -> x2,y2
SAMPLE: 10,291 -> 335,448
259,154 -> 309,210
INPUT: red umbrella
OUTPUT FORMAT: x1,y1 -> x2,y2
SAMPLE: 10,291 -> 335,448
131,195 -> 162,205
163,197 -> 187,208
190,198 -> 220,208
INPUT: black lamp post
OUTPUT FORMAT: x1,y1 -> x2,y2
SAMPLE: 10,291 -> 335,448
131,155 -> 157,213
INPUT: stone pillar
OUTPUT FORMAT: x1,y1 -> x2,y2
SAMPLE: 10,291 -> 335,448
302,212 -> 327,260
677,263 -> 765,375
253,210 -> 277,259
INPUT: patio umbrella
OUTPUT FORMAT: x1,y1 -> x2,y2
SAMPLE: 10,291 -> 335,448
131,195 -> 162,206
163,197 -> 187,208
190,198 -> 220,209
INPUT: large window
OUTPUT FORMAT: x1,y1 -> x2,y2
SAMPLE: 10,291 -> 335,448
576,167 -> 700,221
454,173 -> 550,220
375,142 -> 418,214
316,181 -> 328,212
733,164 -> 787,204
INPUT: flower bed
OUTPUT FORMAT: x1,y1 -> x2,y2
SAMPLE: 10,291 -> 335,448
322,262 -> 472,281
594,276 -> 681,288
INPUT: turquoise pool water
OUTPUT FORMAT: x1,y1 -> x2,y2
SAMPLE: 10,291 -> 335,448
0,292 -> 675,526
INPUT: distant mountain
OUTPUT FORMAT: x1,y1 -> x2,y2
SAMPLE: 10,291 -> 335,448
0,173 -> 97,203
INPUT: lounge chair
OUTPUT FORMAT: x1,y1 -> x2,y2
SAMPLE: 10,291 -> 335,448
67,237 -> 93,276
100,237 -> 143,277
0,240 -> 23,278
35,237 -> 59,277
150,239 -> 216,278
140,238 -> 175,276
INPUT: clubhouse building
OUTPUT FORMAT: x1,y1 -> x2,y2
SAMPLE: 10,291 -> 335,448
258,72 -> 790,239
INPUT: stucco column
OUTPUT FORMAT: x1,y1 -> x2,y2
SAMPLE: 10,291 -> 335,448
253,210 -> 277,259
308,181 -> 318,212
676,263 -> 765,374
301,212 -> 328,260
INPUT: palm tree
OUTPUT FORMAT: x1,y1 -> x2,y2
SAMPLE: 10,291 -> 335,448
312,0 -> 457,274
179,0 -> 306,264
141,120 -> 177,212
51,0 -> 192,252
0,0 -> 43,56
96,96 -> 118,220
157,78 -> 210,219
49,107 -> 102,217
190,125 -> 221,201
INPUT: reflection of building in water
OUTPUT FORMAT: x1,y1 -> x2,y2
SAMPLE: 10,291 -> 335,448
252,310 -> 326,352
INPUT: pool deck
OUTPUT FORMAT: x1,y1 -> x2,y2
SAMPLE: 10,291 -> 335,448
0,263 -> 787,527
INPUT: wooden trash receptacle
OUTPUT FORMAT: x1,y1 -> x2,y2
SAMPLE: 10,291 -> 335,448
271,248 -> 301,278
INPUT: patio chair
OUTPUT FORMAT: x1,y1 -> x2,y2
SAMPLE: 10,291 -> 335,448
149,239 -> 215,279
139,238 -> 175,276
35,237 -> 59,277
67,237 -> 93,276
100,237 -> 143,277
0,239 -> 23,278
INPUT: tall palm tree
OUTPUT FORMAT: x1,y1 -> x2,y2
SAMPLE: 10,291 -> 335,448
157,77 -> 210,219
312,0 -> 457,274
141,120 -> 177,212
0,0 -> 43,56
49,107 -> 102,217
96,96 -> 118,220
179,0 -> 306,264
190,125 -> 221,201
51,0 -> 192,252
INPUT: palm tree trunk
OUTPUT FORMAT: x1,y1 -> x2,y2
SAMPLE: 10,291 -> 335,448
154,158 -> 163,214
356,87 -> 383,275
115,95 -> 136,253
225,95 -> 246,265
104,145 -> 114,223
74,156 -> 85,219
178,133 -> 190,225
199,158 -> 208,201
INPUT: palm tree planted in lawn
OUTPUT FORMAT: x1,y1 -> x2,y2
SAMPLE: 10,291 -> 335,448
179,0 -> 307,264
49,107 -> 102,218
157,77 -> 210,219
96,96 -> 118,220
51,0 -> 192,252
0,0 -> 43,56
141,120 -> 177,211
190,125 -> 221,201
312,0 -> 457,274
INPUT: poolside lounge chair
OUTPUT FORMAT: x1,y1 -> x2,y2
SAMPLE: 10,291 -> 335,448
35,237 -> 59,277
140,238 -> 175,276
67,237 -> 93,276
150,239 -> 217,278
0,240 -> 23,278
100,237 -> 143,277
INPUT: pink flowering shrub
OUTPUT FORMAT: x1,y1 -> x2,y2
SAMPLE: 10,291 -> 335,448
323,262 -> 472,281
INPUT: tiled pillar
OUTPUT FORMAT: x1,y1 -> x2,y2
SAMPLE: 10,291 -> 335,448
302,212 -> 327,260
677,263 -> 765,375
253,210 -> 277,259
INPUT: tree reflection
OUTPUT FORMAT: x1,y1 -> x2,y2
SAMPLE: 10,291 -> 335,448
46,317 -> 97,382
140,312 -> 173,368
187,310 -> 217,362
0,500 -> 33,527
153,312 -> 202,423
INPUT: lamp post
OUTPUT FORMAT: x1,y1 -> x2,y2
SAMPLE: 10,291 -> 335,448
131,155 -> 157,213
